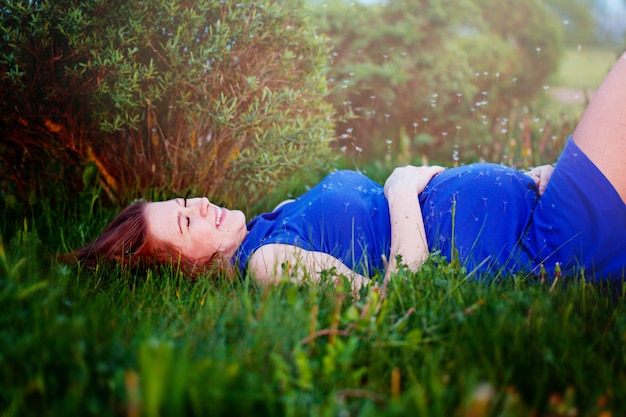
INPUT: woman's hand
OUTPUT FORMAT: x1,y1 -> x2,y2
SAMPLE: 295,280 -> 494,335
525,165 -> 554,195
383,165 -> 445,284
384,165 -> 445,198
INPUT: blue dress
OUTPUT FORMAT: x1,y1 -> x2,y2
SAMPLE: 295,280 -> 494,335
234,137 -> 626,282
235,170 -> 392,277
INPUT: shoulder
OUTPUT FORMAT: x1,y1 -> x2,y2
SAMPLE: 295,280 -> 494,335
248,245 -> 280,281
321,170 -> 374,185
314,170 -> 383,196
273,199 -> 295,211
247,244 -> 309,283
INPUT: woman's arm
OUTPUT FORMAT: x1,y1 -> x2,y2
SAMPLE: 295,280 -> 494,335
383,165 -> 445,281
248,243 -> 371,293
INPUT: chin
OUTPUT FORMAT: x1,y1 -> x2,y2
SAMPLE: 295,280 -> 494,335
231,210 -> 247,231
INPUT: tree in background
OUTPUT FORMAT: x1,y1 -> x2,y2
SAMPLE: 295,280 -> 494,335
309,0 -> 564,165
1,0 -> 335,209
543,0 -> 597,47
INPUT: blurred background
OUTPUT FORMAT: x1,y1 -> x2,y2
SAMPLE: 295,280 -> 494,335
1,0 -> 625,213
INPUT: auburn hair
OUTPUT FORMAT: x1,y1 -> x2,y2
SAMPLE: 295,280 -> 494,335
68,201 -> 232,278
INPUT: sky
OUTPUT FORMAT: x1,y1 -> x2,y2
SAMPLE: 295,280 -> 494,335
600,0 -> 626,38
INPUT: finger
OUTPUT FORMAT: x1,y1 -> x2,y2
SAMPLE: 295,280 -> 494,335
538,177 -> 548,195
428,165 -> 445,175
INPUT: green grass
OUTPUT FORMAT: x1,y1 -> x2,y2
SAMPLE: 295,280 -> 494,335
2,195 -> 626,417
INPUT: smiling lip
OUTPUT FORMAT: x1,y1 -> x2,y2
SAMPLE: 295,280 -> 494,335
215,206 -> 225,227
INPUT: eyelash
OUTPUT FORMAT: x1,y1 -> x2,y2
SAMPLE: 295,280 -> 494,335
183,198 -> 190,228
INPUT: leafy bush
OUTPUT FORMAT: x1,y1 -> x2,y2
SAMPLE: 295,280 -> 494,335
0,0 -> 336,208
308,0 -> 564,166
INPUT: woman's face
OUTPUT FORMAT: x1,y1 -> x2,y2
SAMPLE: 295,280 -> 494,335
144,197 -> 247,261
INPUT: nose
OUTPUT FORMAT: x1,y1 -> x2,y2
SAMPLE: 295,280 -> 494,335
199,197 -> 210,216
185,197 -> 211,217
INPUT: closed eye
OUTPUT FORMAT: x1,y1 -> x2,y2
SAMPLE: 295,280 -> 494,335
178,198 -> 190,234
184,199 -> 190,228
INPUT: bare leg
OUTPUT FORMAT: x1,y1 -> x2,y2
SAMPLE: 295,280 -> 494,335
572,51 -> 626,202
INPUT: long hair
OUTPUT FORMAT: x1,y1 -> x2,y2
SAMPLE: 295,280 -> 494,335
68,201 -> 233,278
